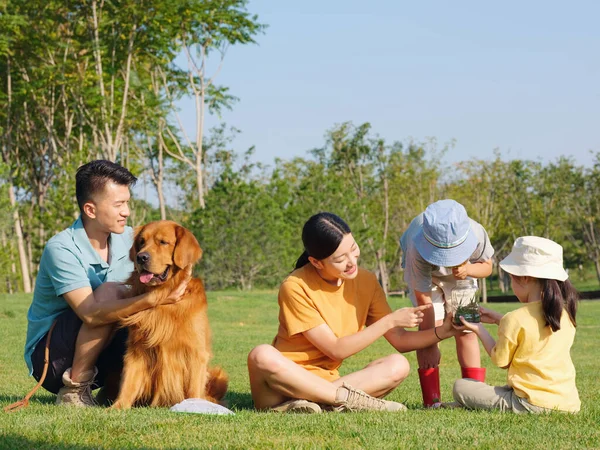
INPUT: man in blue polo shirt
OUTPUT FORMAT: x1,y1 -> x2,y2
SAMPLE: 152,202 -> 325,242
25,160 -> 187,407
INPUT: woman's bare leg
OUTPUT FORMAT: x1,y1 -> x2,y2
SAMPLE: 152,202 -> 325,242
248,345 -> 411,409
333,353 -> 410,398
248,345 -> 338,410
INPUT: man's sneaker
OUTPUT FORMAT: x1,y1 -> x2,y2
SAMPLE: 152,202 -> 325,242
271,399 -> 322,413
333,382 -> 407,412
56,367 -> 98,407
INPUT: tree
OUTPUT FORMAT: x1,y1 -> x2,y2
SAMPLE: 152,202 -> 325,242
190,149 -> 288,289
565,153 -> 600,285
160,0 -> 266,208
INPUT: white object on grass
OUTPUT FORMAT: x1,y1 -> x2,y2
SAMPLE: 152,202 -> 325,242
170,398 -> 234,415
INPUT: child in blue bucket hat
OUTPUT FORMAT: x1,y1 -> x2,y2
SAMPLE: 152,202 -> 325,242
400,199 -> 494,407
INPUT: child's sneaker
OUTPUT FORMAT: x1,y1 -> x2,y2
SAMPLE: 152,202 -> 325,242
271,399 -> 322,413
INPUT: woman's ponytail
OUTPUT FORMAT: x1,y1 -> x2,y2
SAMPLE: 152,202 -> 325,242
541,278 -> 579,331
295,251 -> 310,270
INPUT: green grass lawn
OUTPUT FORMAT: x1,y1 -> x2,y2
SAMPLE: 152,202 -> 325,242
1,291 -> 599,449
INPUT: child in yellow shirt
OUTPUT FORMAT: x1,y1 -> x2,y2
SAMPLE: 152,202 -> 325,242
453,236 -> 580,413
247,212 -> 461,413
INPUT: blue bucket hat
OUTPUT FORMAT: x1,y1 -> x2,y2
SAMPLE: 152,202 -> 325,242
414,199 -> 478,267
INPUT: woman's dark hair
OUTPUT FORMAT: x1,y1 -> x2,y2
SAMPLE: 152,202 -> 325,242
540,278 -> 578,331
294,212 -> 351,269
75,160 -> 137,213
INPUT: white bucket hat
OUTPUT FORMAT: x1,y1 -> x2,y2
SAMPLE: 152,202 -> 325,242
499,236 -> 568,282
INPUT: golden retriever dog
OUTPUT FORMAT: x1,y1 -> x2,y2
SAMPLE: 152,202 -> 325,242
112,220 -> 228,409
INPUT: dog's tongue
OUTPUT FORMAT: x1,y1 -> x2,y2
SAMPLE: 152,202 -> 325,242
140,272 -> 154,284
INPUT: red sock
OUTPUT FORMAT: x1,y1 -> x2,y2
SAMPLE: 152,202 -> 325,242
418,367 -> 441,407
461,367 -> 486,382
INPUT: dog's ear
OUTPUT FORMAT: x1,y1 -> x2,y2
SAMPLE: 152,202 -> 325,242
173,226 -> 202,269
129,225 -> 144,262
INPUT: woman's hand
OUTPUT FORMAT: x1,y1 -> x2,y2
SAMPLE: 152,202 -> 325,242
436,311 -> 464,339
479,306 -> 503,325
390,304 -> 432,328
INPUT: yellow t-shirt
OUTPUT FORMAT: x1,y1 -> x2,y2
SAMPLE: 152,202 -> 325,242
272,264 -> 392,381
491,301 -> 580,412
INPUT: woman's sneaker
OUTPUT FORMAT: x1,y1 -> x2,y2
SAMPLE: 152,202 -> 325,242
333,382 -> 407,412
271,399 -> 322,413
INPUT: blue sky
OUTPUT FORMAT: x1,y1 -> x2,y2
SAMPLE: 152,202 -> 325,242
176,0 -> 599,168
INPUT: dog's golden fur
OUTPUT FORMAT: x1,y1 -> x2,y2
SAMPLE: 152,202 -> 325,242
112,220 -> 228,409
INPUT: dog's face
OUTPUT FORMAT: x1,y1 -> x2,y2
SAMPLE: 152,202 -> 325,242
130,221 -> 202,286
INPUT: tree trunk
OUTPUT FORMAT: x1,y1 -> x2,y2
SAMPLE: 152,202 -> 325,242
1,230 -> 13,294
157,179 -> 166,220
497,264 -> 506,293
8,185 -> 32,293
155,131 -> 167,220
594,258 -> 600,286
480,277 -> 487,303
196,74 -> 206,208
376,250 -> 389,296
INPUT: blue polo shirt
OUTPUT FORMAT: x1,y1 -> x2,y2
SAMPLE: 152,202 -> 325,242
24,217 -> 134,374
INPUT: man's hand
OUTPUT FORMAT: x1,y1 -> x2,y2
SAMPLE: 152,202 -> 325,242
390,304 -> 432,328
155,267 -> 192,306
452,263 -> 469,280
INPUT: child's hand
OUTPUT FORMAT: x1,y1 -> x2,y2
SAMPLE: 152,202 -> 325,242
452,315 -> 483,334
479,306 -> 503,325
452,263 -> 469,280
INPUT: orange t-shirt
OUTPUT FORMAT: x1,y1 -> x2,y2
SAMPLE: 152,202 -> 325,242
272,264 -> 392,381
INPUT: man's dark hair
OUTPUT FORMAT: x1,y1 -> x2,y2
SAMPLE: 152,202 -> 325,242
75,160 -> 137,213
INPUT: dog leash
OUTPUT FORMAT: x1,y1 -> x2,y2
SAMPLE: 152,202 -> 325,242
4,320 -> 57,413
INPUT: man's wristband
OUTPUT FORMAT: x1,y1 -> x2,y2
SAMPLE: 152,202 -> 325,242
434,326 -> 442,341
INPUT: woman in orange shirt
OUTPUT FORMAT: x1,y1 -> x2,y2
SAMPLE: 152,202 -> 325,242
247,212 -> 461,413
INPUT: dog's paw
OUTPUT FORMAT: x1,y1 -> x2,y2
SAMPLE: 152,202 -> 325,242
110,401 -> 131,410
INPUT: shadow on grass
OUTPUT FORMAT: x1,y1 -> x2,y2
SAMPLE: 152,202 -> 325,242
2,392 -> 255,412
0,393 -> 55,407
224,390 -> 254,411
0,435 -> 161,450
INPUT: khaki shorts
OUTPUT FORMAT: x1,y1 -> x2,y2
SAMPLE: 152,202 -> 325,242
408,278 -> 478,322
453,378 -> 550,413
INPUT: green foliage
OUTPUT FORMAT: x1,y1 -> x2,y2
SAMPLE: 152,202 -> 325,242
2,1 -> 600,294
190,149 -> 294,289
0,164 -> 21,293
0,0 -> 264,289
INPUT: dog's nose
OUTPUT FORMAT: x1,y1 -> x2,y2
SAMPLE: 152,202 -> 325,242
136,252 -> 150,265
